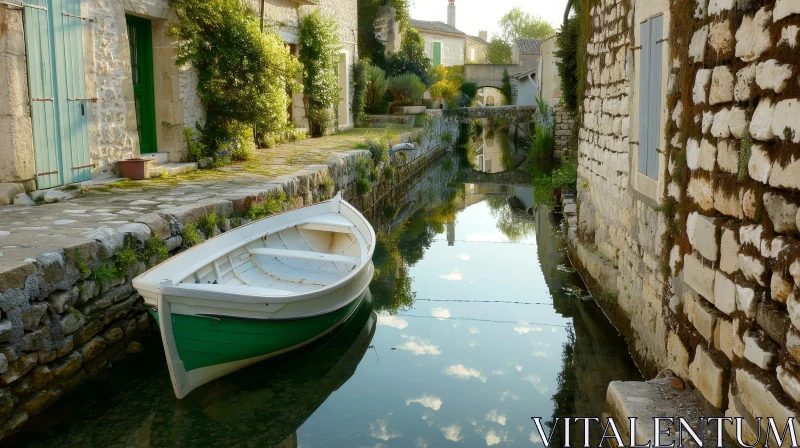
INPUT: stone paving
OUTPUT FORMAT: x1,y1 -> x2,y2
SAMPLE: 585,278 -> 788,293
0,128 -> 410,290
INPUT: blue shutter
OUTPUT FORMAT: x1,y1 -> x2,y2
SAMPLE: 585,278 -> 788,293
637,20 -> 651,176
646,15 -> 664,179
24,0 -> 90,189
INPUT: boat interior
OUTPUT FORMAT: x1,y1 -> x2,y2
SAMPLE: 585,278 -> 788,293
179,214 -> 365,295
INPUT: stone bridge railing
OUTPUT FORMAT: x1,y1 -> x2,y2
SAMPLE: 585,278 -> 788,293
464,64 -> 520,89
445,105 -> 538,123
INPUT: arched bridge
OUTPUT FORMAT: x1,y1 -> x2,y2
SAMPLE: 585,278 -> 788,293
463,64 -> 519,89
445,105 -> 538,122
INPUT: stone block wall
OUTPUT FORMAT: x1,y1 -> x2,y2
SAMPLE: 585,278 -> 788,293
571,0 -> 800,440
553,104 -> 575,157
0,8 -> 35,195
661,0 -> 800,441
0,115 -> 456,439
572,0 -> 670,378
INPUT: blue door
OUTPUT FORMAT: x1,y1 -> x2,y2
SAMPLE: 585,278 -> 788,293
24,0 -> 91,189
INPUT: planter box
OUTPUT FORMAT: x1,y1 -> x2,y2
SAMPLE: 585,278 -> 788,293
118,158 -> 153,180
392,105 -> 426,115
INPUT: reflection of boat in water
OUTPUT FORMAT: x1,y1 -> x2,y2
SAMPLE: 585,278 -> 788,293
150,291 -> 377,447
15,291 -> 377,448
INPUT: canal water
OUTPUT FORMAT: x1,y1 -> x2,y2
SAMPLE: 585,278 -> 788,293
8,153 -> 641,448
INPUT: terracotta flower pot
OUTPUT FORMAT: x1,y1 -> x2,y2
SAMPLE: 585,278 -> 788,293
118,158 -> 152,180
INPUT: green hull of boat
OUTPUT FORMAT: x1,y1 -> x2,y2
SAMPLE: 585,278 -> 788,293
149,292 -> 365,372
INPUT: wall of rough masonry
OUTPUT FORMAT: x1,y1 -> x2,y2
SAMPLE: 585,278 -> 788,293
553,105 -> 575,157
571,0 -> 800,441
661,0 -> 800,442
0,115 -> 457,440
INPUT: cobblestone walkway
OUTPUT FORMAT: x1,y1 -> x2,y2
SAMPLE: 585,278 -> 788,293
0,128 -> 410,289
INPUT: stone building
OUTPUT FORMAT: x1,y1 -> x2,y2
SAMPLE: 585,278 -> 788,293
410,1 -> 466,68
466,31 -> 488,63
0,0 -> 356,201
537,35 -> 574,155
512,38 -> 543,72
569,0 -> 800,440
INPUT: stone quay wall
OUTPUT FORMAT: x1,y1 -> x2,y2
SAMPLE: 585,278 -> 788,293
553,104 -> 576,157
569,0 -> 800,441
0,116 -> 457,439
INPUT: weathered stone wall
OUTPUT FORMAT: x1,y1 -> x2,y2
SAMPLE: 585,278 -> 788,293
571,0 -> 800,439
571,0 -> 670,379
660,0 -> 800,441
553,104 -> 575,157
0,115 -> 456,439
0,8 -> 35,195
83,0 -> 141,178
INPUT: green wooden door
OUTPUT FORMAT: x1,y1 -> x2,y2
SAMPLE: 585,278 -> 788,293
433,42 -> 442,67
23,0 -> 91,189
126,15 -> 157,154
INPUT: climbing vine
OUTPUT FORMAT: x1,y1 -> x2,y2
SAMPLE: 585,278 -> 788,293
168,0 -> 301,157
299,10 -> 342,137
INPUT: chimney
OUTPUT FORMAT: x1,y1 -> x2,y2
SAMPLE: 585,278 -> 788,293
447,0 -> 456,28
479,30 -> 488,41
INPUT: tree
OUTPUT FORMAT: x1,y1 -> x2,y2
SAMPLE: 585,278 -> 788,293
299,10 -> 342,137
500,69 -> 513,104
384,28 -> 433,85
556,3 -> 581,113
499,7 -> 555,42
485,37 -> 513,64
168,0 -> 301,153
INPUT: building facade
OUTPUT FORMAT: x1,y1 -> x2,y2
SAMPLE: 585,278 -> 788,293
410,19 -> 465,67
466,31 -> 488,64
0,0 -> 356,200
571,0 -> 800,440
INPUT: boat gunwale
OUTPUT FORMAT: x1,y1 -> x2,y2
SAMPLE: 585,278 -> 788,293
133,196 -> 376,303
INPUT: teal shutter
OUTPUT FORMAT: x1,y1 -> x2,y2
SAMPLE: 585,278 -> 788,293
637,20 -> 651,177
24,0 -> 90,189
646,15 -> 663,179
637,16 -> 664,180
433,42 -> 442,67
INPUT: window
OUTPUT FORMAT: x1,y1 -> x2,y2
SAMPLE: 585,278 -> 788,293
487,96 -> 495,106
637,15 -> 664,179
470,47 -> 476,62
433,42 -> 442,66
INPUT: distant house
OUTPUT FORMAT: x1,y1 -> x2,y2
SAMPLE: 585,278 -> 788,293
410,1 -> 467,67
537,35 -> 563,106
509,38 -> 544,105
513,38 -> 544,71
411,19 -> 466,67
466,31 -> 489,64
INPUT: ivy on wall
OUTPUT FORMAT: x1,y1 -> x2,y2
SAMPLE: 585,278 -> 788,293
169,0 -> 301,156
299,10 -> 343,137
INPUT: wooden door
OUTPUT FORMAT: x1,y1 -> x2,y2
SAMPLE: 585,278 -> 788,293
126,15 -> 157,154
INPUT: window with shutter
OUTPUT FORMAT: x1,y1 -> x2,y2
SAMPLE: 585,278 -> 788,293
637,15 -> 664,180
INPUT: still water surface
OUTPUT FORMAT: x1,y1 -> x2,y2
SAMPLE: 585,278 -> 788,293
10,158 -> 641,448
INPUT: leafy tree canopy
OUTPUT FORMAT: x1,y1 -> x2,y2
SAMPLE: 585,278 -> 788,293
499,7 -> 556,42
485,37 -> 513,64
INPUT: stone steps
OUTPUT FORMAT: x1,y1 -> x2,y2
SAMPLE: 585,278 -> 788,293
140,152 -> 169,165
149,162 -> 198,177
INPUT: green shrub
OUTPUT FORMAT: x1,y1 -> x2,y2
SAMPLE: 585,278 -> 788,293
216,121 -> 255,162
388,73 -> 425,106
366,65 -> 389,114
319,173 -> 335,199
356,177 -> 371,195
114,237 -> 140,275
460,82 -> 478,102
198,212 -> 219,237
365,135 -> 390,165
248,190 -> 287,220
169,0 -> 301,154
382,28 -> 433,85
299,10 -> 342,137
92,261 -> 119,284
383,165 -> 395,180
351,60 -> 369,127
184,128 -> 206,162
529,125 -> 555,159
500,69 -> 513,104
556,1 -> 583,114
182,223 -> 203,249
144,236 -> 169,266
74,250 -> 91,279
